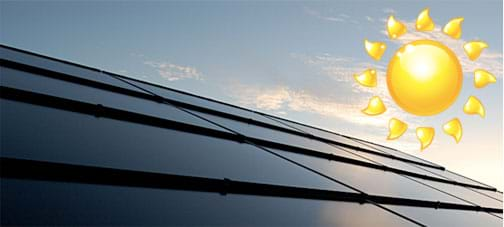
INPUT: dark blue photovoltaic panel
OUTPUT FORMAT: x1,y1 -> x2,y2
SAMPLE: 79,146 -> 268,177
0,100 -> 354,193
352,140 -> 495,187
411,179 -> 502,209
270,148 -> 472,205
1,179 -> 414,226
273,117 -> 443,169
189,111 -> 380,164
270,117 -> 389,151
0,66 -> 223,132
1,45 -> 502,226
385,205 -> 501,226
272,117 -> 500,195
351,139 -> 443,168
427,168 -> 498,191
119,77 -> 295,130
0,47 -> 146,93
335,146 -> 452,180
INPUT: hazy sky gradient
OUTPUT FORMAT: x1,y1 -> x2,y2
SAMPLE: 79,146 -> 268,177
1,0 -> 502,189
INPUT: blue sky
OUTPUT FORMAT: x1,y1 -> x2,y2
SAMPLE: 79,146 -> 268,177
1,0 -> 502,189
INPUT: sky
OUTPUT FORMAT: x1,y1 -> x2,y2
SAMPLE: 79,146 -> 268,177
1,0 -> 502,190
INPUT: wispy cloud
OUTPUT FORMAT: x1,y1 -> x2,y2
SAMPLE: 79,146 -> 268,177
290,53 -> 386,83
304,7 -> 350,23
383,8 -> 396,14
229,82 -> 422,131
229,52 -> 425,130
144,61 -> 203,81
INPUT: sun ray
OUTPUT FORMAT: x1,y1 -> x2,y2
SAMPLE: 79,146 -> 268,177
387,15 -> 407,39
442,17 -> 464,39
362,96 -> 386,116
474,69 -> 497,88
416,8 -> 435,31
416,127 -> 435,150
463,41 -> 488,61
387,118 -> 408,140
443,118 -> 462,143
364,39 -> 386,60
463,96 -> 485,118
354,69 -> 377,87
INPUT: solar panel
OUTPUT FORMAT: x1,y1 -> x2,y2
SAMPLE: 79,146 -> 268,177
271,116 -> 445,170
1,45 -> 502,226
0,100 -> 356,193
2,178 -> 417,226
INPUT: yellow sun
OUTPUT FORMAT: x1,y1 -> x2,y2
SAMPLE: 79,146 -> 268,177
388,39 -> 463,116
354,8 -> 497,151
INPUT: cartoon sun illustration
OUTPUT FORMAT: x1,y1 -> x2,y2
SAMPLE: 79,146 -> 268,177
354,8 -> 497,150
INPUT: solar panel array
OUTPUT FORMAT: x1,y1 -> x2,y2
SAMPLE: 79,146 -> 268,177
0,45 -> 502,226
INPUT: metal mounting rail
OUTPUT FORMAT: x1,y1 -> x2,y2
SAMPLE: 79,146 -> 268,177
1,157 -> 501,214
0,86 -> 497,192
0,58 -> 446,172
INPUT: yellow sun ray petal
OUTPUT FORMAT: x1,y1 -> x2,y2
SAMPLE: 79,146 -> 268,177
387,118 -> 408,140
474,69 -> 497,88
354,69 -> 377,87
416,8 -> 435,31
463,96 -> 485,118
364,39 -> 386,61
463,41 -> 488,61
443,118 -> 462,143
362,96 -> 386,116
442,17 -> 464,39
387,15 -> 407,39
416,127 -> 435,151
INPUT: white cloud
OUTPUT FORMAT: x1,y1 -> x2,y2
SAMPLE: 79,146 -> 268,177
229,82 -> 423,131
383,8 -> 396,14
381,21 -> 503,77
339,14 -> 350,18
144,61 -> 203,81
290,53 -> 386,83
304,7 -> 348,23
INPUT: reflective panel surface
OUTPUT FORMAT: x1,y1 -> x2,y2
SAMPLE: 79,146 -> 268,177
0,47 -> 142,92
386,205 -> 502,227
191,111 -> 378,164
1,179 -> 416,226
0,100 -> 354,192
272,148 -> 472,205
0,67 -> 224,131
120,77 -> 292,129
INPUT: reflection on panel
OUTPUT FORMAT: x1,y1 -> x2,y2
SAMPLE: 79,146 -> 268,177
386,205 -> 502,227
272,148 -> 471,205
425,168 -> 501,201
0,67 -> 223,131
120,77 -> 291,129
271,117 -> 385,153
475,190 -> 503,203
336,146 -> 481,190
272,117 -> 446,173
357,139 -> 497,193
192,111 -> 377,164
413,179 -> 502,209
355,150 -> 502,205
1,179 -> 415,226
430,169 -> 498,192
352,138 -> 443,169
0,100 -> 353,192
0,47 -> 141,92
